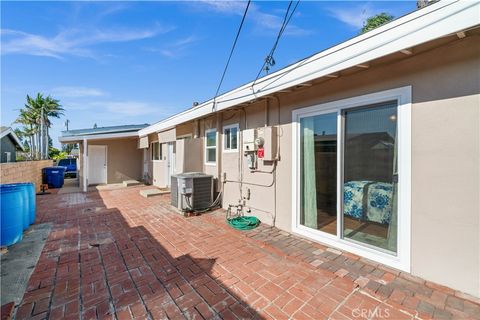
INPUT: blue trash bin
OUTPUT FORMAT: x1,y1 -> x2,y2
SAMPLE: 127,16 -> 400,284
43,167 -> 66,188
16,183 -> 35,227
0,184 -> 24,246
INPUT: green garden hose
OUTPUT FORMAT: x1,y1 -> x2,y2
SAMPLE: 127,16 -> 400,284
227,216 -> 260,230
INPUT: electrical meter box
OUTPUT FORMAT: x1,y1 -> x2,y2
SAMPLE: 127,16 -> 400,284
243,129 -> 257,152
263,126 -> 277,161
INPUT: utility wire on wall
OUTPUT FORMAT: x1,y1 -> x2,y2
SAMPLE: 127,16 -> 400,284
212,0 -> 252,112
251,0 -> 301,91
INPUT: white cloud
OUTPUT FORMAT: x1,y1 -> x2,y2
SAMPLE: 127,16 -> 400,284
197,1 -> 310,36
64,100 -> 171,117
51,86 -> 106,98
253,10 -> 310,36
98,101 -> 159,116
327,4 -> 382,29
199,1 -> 246,14
1,23 -> 174,59
144,35 -> 199,58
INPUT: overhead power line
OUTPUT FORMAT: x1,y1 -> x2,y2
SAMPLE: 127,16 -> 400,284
212,0 -> 251,111
252,0 -> 301,89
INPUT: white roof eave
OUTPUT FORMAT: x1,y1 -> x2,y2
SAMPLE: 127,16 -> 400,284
139,0 -> 480,137
59,131 -> 139,143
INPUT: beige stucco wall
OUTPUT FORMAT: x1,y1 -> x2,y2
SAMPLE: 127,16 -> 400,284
287,36 -> 478,296
274,36 -> 479,296
89,138 -> 142,184
147,35 -> 479,296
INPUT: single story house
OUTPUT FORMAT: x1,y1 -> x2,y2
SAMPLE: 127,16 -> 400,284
59,124 -> 149,188
59,1 -> 480,298
0,126 -> 25,163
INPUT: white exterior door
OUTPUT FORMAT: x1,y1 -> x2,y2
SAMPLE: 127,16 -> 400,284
166,142 -> 175,187
88,145 -> 107,185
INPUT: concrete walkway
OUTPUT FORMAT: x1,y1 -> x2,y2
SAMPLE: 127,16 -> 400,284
1,223 -> 51,306
12,186 -> 480,319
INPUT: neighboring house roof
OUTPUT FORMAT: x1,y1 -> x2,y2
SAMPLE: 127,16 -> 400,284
59,124 -> 149,142
139,0 -> 480,137
0,126 -> 25,151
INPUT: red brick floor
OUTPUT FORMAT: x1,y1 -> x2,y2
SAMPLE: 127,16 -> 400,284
13,186 -> 480,319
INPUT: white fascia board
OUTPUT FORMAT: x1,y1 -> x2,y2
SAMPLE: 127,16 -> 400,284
59,131 -> 139,143
139,0 -> 479,137
0,128 -> 11,139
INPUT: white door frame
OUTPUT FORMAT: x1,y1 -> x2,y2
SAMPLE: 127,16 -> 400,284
87,145 -> 107,185
291,86 -> 411,272
166,142 -> 176,187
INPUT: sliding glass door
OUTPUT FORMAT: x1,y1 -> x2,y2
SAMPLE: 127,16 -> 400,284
343,102 -> 398,253
297,95 -> 404,257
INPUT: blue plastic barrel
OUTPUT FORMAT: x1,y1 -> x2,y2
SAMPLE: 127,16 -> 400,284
26,183 -> 36,224
16,183 -> 35,227
0,184 -> 24,246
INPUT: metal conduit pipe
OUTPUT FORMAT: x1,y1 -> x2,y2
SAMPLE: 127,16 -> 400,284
224,160 -> 277,187
270,94 -> 281,226
264,99 -> 269,127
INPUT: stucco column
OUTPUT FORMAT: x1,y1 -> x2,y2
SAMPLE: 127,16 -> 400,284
83,138 -> 88,192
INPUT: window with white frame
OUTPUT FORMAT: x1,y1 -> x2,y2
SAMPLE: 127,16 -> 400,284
151,141 -> 161,161
223,124 -> 239,152
205,128 -> 216,164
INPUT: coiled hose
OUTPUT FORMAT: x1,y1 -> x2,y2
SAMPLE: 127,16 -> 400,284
227,216 -> 260,230
226,205 -> 260,230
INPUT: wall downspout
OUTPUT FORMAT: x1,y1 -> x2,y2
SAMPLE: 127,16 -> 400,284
216,112 -> 223,194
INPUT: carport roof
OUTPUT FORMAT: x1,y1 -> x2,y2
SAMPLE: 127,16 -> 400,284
61,124 -> 148,137
59,124 -> 149,143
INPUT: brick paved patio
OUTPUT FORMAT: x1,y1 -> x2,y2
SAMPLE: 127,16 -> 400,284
12,186 -> 480,319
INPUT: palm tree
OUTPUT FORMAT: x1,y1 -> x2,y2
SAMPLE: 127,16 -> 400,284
42,95 -> 64,159
16,104 -> 38,159
15,93 -> 64,160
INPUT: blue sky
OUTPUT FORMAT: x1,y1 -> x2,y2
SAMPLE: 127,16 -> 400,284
1,1 -> 416,147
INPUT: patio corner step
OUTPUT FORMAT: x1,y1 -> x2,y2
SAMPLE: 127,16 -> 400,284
123,180 -> 141,187
140,188 -> 170,198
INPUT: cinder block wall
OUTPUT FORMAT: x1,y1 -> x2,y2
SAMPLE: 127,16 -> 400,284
0,160 -> 53,191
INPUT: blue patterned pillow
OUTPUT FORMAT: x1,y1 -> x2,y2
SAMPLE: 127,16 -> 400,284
367,182 -> 393,224
343,181 -> 372,219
